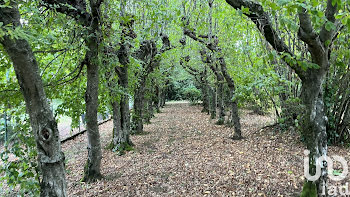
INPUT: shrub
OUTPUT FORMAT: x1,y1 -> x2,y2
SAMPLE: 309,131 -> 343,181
0,118 -> 40,196
182,86 -> 201,104
278,97 -> 303,131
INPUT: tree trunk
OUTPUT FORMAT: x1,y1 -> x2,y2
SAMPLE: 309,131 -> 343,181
133,83 -> 145,133
119,67 -> 132,146
200,70 -> 210,114
111,2 -> 136,150
144,98 -> 153,124
110,73 -> 133,154
200,84 -> 210,114
111,100 -> 122,147
207,62 -> 225,124
228,89 -> 242,139
108,69 -> 132,153
216,81 -> 225,124
109,62 -> 133,152
0,2 -> 67,196
82,16 -> 102,182
209,86 -> 217,119
300,74 -> 328,194
155,85 -> 161,113
218,57 -> 242,138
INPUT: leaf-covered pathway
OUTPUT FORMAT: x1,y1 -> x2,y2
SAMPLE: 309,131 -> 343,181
62,102 -> 318,196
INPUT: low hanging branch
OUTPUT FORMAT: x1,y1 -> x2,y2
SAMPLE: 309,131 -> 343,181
48,55 -> 88,86
0,54 -> 87,93
224,0 -> 338,80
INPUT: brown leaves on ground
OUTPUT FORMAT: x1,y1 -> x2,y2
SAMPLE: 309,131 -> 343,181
61,102 -> 350,196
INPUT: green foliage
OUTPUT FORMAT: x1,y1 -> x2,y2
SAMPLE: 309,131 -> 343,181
112,142 -> 134,156
166,69 -> 197,101
300,181 -> 317,197
279,98 -> 303,131
182,86 -> 201,104
324,30 -> 350,145
0,114 -> 39,196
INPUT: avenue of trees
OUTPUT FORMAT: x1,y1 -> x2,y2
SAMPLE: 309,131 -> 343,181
1,0 -> 350,196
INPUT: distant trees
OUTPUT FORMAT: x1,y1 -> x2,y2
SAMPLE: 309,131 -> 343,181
180,0 -> 242,139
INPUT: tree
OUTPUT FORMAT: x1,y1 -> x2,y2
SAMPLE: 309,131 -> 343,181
104,0 -> 136,153
42,0 -> 104,182
132,34 -> 173,134
181,0 -> 242,138
0,1 -> 67,196
180,55 -> 210,113
225,0 -> 340,194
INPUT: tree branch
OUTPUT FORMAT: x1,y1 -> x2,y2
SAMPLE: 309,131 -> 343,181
46,54 -> 87,86
320,0 -> 338,44
41,0 -> 91,25
298,8 -> 318,45
34,48 -> 67,54
225,0 -> 305,79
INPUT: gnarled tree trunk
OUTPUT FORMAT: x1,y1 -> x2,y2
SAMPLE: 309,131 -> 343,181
110,3 -> 136,150
0,2 -> 67,196
132,35 -> 172,133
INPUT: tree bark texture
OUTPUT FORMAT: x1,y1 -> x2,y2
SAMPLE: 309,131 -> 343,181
209,86 -> 217,119
200,69 -> 210,114
118,67 -> 132,146
218,57 -> 242,138
42,0 -> 105,183
133,83 -> 145,133
82,0 -> 103,183
0,2 -> 67,196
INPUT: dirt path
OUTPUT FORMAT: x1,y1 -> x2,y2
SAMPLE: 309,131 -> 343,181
61,103 -> 316,196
